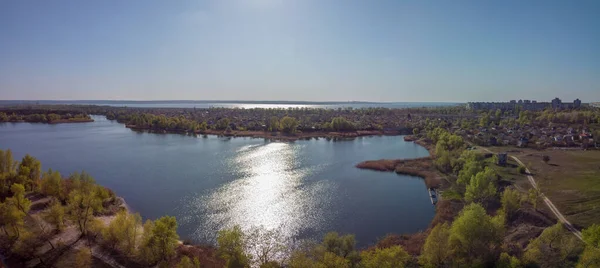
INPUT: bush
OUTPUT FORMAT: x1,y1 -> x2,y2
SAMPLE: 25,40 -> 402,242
517,166 -> 526,174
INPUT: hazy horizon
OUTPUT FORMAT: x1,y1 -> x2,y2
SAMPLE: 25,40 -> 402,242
1,1 -> 599,102
0,99 -> 460,103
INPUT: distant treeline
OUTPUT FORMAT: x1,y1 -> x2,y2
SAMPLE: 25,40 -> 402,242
2,104 -> 599,136
0,109 -> 91,123
0,104 -> 471,133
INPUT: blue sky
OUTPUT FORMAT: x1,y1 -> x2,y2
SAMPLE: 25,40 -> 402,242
1,0 -> 599,102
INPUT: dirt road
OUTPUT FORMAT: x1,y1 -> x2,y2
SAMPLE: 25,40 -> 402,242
476,145 -> 583,240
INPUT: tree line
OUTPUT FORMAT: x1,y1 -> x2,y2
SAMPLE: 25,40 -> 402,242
0,111 -> 91,123
116,112 -> 360,134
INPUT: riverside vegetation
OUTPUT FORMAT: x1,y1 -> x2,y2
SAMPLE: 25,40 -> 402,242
2,125 -> 600,267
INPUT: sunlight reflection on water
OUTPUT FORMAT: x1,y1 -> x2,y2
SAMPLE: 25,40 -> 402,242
188,142 -> 336,247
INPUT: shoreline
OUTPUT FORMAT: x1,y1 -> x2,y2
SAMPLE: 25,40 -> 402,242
356,136 -> 441,188
126,125 -> 412,141
355,156 -> 442,189
0,118 -> 94,124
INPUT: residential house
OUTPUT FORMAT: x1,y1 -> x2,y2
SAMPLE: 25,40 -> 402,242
518,137 -> 529,148
564,135 -> 575,146
497,153 -> 508,166
554,135 -> 563,142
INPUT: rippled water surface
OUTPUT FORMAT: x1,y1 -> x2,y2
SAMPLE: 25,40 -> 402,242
0,116 -> 433,248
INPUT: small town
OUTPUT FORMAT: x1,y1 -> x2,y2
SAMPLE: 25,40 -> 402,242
457,98 -> 598,150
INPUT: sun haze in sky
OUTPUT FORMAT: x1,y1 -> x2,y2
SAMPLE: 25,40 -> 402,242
1,0 -> 599,102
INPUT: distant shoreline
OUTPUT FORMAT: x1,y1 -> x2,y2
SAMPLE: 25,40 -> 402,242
0,100 -> 462,105
1,118 -> 94,124
126,125 -> 412,141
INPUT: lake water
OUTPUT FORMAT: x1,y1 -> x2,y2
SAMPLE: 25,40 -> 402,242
0,116 -> 434,248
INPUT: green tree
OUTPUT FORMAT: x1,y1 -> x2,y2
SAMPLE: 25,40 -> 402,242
47,113 -> 61,122
0,149 -> 17,194
582,224 -> 600,248
464,167 -> 497,203
321,232 -> 356,258
330,117 -> 355,131
360,245 -> 409,268
0,112 -> 8,122
0,201 -> 26,238
7,183 -> 31,214
67,188 -> 103,235
139,216 -> 180,265
523,223 -> 582,267
320,252 -> 350,268
500,188 -> 521,219
40,169 -> 62,198
480,113 -> 490,127
434,150 -> 453,173
577,247 -> 600,268
102,211 -> 142,255
177,256 -> 201,268
17,154 -> 41,191
578,224 -> 600,268
457,157 -> 484,185
153,216 -> 179,261
288,250 -> 317,268
528,188 -> 541,210
448,203 -> 503,266
217,225 -> 250,268
280,116 -> 298,134
495,109 -> 502,120
496,252 -> 521,268
45,201 -> 65,231
419,223 -> 450,267
216,118 -> 231,130
268,116 -> 280,132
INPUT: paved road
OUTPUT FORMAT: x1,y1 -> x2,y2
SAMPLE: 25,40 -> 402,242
478,146 -> 583,240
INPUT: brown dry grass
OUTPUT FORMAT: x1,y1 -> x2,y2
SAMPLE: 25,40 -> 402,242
429,200 -> 465,227
373,231 -> 428,256
175,244 -> 225,268
356,157 -> 443,188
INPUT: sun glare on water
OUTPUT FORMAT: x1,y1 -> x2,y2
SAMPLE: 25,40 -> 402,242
188,142 -> 335,247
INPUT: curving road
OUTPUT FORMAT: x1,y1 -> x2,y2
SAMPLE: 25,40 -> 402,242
509,155 -> 583,240
478,145 -> 583,240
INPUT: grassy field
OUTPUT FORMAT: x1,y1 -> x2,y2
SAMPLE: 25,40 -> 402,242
513,149 -> 600,229
487,157 -> 533,192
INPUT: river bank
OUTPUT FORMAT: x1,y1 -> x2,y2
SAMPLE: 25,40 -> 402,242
356,136 -> 442,188
1,118 -> 94,124
126,124 -> 411,141
356,156 -> 442,189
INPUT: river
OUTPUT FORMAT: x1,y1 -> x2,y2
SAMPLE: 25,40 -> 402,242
0,115 -> 434,248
